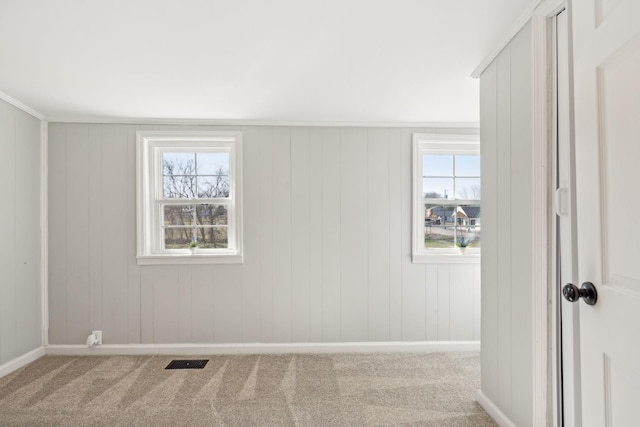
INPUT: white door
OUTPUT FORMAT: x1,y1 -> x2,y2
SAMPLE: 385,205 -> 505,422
572,0 -> 640,425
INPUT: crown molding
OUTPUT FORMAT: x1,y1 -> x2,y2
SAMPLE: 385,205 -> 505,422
44,116 -> 479,129
0,90 -> 45,120
0,92 -> 479,129
0,93 -> 479,129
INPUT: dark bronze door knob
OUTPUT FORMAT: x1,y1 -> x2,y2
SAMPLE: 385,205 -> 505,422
562,282 -> 597,305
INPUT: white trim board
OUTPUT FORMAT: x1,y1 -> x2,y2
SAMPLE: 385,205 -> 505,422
0,91 -> 44,120
40,120 -> 49,346
0,342 -> 478,377
532,9 -> 551,427
0,347 -> 46,379
45,117 -> 480,129
0,90 -> 479,128
46,341 -> 480,356
531,2 -> 566,426
476,390 -> 518,427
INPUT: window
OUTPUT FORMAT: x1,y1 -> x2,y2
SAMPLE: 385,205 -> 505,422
136,131 -> 243,264
412,133 -> 480,263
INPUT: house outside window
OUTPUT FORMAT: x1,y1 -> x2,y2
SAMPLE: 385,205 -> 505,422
136,131 -> 243,265
412,133 -> 480,263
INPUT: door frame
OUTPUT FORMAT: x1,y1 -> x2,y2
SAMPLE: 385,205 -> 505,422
548,5 -> 583,426
530,0 -> 571,425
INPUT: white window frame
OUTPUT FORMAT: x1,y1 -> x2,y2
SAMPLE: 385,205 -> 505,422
412,133 -> 480,264
136,130 -> 243,265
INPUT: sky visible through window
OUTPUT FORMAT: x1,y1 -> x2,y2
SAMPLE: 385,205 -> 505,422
423,154 -> 480,199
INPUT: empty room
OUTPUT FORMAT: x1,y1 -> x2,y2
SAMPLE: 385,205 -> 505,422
1,0 -> 639,426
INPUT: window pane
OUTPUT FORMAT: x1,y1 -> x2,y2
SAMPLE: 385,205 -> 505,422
163,152 -> 196,198
164,227 -> 193,249
196,205 -> 228,226
424,205 -> 457,248
163,176 -> 196,198
423,178 -> 454,199
163,205 -> 194,226
196,152 -> 229,175
195,227 -> 228,248
163,152 -> 195,175
197,176 -> 230,198
454,177 -> 481,199
423,154 -> 453,177
455,155 -> 480,177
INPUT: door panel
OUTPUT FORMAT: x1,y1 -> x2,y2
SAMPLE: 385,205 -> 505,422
572,0 -> 640,425
604,353 -> 640,426
597,39 -> 640,293
595,0 -> 623,25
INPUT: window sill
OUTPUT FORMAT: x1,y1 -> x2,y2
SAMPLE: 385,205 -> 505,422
412,253 -> 480,264
136,253 -> 243,265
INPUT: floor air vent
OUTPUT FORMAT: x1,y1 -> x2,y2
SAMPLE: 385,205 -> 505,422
165,359 -> 209,370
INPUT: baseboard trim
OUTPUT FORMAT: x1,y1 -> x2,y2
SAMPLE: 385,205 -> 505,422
0,347 -> 46,379
45,341 -> 480,356
476,390 -> 518,427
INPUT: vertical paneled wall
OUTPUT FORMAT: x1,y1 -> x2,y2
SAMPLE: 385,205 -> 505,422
0,100 -> 42,365
48,123 -> 481,345
480,21 -> 533,427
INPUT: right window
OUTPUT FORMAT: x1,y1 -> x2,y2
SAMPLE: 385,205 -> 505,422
412,133 -> 480,262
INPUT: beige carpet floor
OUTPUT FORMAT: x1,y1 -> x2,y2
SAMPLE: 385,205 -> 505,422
0,352 -> 496,427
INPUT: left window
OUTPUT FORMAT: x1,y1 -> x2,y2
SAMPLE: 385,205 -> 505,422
136,131 -> 243,265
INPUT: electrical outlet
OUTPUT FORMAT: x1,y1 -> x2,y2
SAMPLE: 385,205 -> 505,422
92,330 -> 102,345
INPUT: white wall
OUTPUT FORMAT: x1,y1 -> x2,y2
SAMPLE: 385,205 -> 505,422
480,21 -> 534,427
0,99 -> 42,365
48,123 -> 480,345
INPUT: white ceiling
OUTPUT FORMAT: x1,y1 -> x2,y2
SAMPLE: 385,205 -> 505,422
0,0 -> 533,123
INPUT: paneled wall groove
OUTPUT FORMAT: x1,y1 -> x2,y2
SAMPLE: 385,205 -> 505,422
48,123 -> 481,345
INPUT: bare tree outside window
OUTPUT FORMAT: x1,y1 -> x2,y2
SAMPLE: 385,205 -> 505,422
456,185 -> 481,200
162,152 -> 230,249
424,191 -> 443,198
